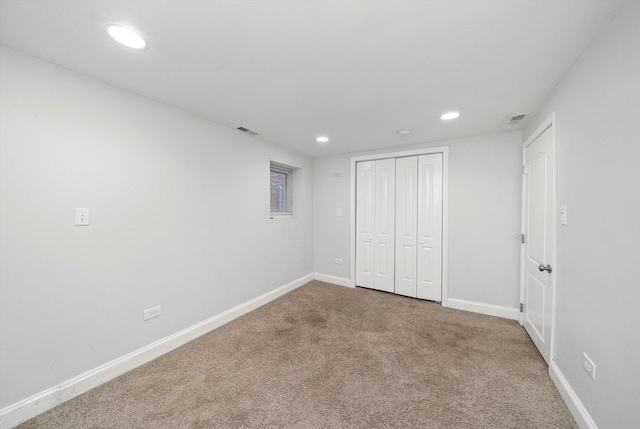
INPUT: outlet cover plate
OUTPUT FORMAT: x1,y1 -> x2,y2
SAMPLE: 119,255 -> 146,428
583,352 -> 596,381
144,305 -> 162,321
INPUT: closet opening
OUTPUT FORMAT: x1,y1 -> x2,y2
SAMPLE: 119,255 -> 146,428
350,148 -> 448,304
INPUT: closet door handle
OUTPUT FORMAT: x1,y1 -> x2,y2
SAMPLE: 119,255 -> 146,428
538,264 -> 552,273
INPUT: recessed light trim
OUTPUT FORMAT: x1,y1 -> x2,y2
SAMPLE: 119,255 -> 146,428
441,111 -> 460,120
105,24 -> 148,50
316,136 -> 329,143
397,130 -> 412,136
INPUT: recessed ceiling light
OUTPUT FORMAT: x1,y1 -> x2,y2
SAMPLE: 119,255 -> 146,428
316,136 -> 329,143
397,130 -> 412,136
105,24 -> 148,50
441,112 -> 460,120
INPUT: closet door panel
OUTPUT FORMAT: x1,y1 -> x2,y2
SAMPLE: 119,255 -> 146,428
417,154 -> 443,301
373,158 -> 395,292
395,156 -> 418,297
356,161 -> 375,288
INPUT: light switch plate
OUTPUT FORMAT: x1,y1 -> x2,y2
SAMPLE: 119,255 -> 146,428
560,206 -> 567,225
75,208 -> 90,226
336,208 -> 342,217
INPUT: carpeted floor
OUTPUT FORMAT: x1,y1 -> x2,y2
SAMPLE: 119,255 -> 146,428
18,281 -> 577,428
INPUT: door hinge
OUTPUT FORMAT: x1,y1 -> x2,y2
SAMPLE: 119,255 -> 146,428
516,233 -> 526,244
520,303 -> 524,312
523,165 -> 529,175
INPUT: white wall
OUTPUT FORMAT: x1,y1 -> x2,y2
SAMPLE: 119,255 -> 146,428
0,47 -> 313,409
523,2 -> 640,428
313,131 -> 523,310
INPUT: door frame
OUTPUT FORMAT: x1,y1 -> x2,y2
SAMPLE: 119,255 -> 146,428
350,146 -> 449,305
519,112 -> 558,362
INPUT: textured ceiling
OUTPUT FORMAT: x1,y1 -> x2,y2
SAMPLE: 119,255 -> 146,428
0,0 -> 624,157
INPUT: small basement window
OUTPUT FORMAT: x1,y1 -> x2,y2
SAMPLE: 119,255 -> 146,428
270,162 -> 293,217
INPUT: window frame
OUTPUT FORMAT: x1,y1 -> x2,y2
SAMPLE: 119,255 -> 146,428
270,163 -> 293,218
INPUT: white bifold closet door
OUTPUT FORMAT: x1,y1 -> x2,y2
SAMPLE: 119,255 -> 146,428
356,153 -> 443,301
395,156 -> 418,297
355,158 -> 396,292
416,154 -> 443,301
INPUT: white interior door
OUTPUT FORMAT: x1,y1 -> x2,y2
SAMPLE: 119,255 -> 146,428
356,159 -> 395,292
417,154 -> 443,301
355,152 -> 444,302
356,161 -> 375,288
373,158 -> 395,292
522,124 -> 556,364
395,156 -> 418,297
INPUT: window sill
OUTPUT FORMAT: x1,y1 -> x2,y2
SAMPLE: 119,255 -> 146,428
270,213 -> 294,219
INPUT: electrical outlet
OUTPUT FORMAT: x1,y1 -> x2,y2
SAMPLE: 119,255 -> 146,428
583,353 -> 596,381
335,258 -> 343,265
143,305 -> 161,321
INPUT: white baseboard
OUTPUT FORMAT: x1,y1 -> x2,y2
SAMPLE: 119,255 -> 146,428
0,273 -> 314,429
313,273 -> 353,288
549,360 -> 597,429
444,298 -> 519,320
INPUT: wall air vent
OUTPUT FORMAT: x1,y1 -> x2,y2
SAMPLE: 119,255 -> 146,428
236,126 -> 259,136
507,113 -> 529,125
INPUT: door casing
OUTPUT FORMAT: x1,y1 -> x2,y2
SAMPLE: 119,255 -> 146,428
350,147 -> 449,305
519,113 -> 558,363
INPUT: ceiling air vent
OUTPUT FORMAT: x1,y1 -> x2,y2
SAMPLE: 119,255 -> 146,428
507,113 -> 528,125
236,126 -> 259,136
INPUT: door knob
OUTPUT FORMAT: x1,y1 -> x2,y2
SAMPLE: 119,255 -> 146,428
538,264 -> 552,273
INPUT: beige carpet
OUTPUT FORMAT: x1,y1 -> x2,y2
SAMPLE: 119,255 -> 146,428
19,281 -> 577,428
